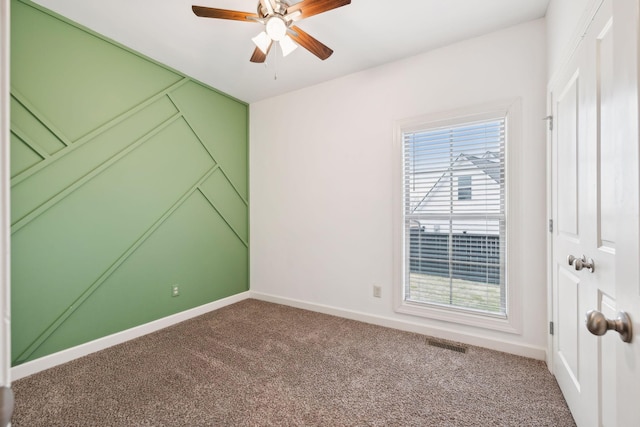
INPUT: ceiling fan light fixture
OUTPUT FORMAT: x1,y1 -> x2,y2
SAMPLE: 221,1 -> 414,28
265,16 -> 287,41
192,0 -> 352,63
252,31 -> 271,54
280,35 -> 298,57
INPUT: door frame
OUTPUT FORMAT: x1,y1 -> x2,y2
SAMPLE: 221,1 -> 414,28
1,0 -> 11,391
546,0 -> 607,372
1,2 -> 15,423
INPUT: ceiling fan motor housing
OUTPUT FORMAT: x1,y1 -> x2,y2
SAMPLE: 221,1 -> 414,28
258,0 -> 289,18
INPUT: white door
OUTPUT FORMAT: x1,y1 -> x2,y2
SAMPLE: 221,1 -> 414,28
550,0 -> 640,425
611,1 -> 640,424
550,10 -> 601,423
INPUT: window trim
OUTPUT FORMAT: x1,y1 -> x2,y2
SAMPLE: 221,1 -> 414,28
392,99 -> 522,334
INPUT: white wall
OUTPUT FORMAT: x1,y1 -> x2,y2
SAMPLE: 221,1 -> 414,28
250,19 -> 548,358
546,0 -> 601,79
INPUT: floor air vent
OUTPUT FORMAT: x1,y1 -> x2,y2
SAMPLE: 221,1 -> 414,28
427,339 -> 468,353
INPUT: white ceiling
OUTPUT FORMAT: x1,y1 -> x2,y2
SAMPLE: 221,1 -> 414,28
31,0 -> 550,103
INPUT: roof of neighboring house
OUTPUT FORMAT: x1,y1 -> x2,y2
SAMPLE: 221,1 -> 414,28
411,151 -> 501,213
464,152 -> 502,183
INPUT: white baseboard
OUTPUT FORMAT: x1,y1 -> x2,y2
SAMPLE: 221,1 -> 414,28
12,289 -> 547,381
250,291 -> 548,361
11,291 -> 251,381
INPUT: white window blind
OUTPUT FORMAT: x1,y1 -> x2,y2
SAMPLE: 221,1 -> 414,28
403,117 -> 506,317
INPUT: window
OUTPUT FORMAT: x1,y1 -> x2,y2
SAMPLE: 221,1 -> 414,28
404,117 -> 506,315
394,101 -> 520,332
457,175 -> 472,200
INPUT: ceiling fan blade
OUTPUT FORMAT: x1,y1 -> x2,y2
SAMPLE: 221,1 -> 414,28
192,6 -> 259,21
288,26 -> 333,60
286,0 -> 351,20
250,43 -> 273,63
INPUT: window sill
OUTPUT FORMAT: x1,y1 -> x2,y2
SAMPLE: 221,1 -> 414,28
395,298 -> 522,335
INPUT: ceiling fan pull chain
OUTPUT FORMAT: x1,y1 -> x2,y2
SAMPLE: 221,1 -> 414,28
273,42 -> 279,80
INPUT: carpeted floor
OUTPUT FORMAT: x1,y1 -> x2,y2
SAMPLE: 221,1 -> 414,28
11,299 -> 576,426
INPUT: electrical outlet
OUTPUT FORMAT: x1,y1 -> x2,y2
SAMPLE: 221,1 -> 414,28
373,285 -> 381,298
172,285 -> 180,297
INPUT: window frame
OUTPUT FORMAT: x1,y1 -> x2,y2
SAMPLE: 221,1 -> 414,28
393,100 -> 522,334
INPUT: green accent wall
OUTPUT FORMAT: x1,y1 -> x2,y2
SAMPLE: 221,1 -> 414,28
10,0 -> 249,365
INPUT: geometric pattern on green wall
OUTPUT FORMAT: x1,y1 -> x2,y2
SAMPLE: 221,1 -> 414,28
10,0 -> 249,365
171,82 -> 248,199
11,96 -> 180,225
28,191 -> 249,361
10,131 -> 42,177
11,96 -> 66,158
11,0 -> 184,143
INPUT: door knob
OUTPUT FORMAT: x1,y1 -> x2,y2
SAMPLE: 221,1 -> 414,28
585,310 -> 633,343
567,254 -> 595,272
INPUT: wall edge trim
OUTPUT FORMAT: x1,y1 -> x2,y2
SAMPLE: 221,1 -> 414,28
250,291 -> 548,361
10,291 -> 251,380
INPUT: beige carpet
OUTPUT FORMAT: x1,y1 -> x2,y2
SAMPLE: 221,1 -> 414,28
12,299 -> 575,426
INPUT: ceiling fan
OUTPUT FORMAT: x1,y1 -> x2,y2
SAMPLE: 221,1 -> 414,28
192,0 -> 351,63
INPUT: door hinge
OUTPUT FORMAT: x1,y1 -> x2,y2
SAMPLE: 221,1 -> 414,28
543,115 -> 554,131
549,321 -> 554,335
549,219 -> 553,233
